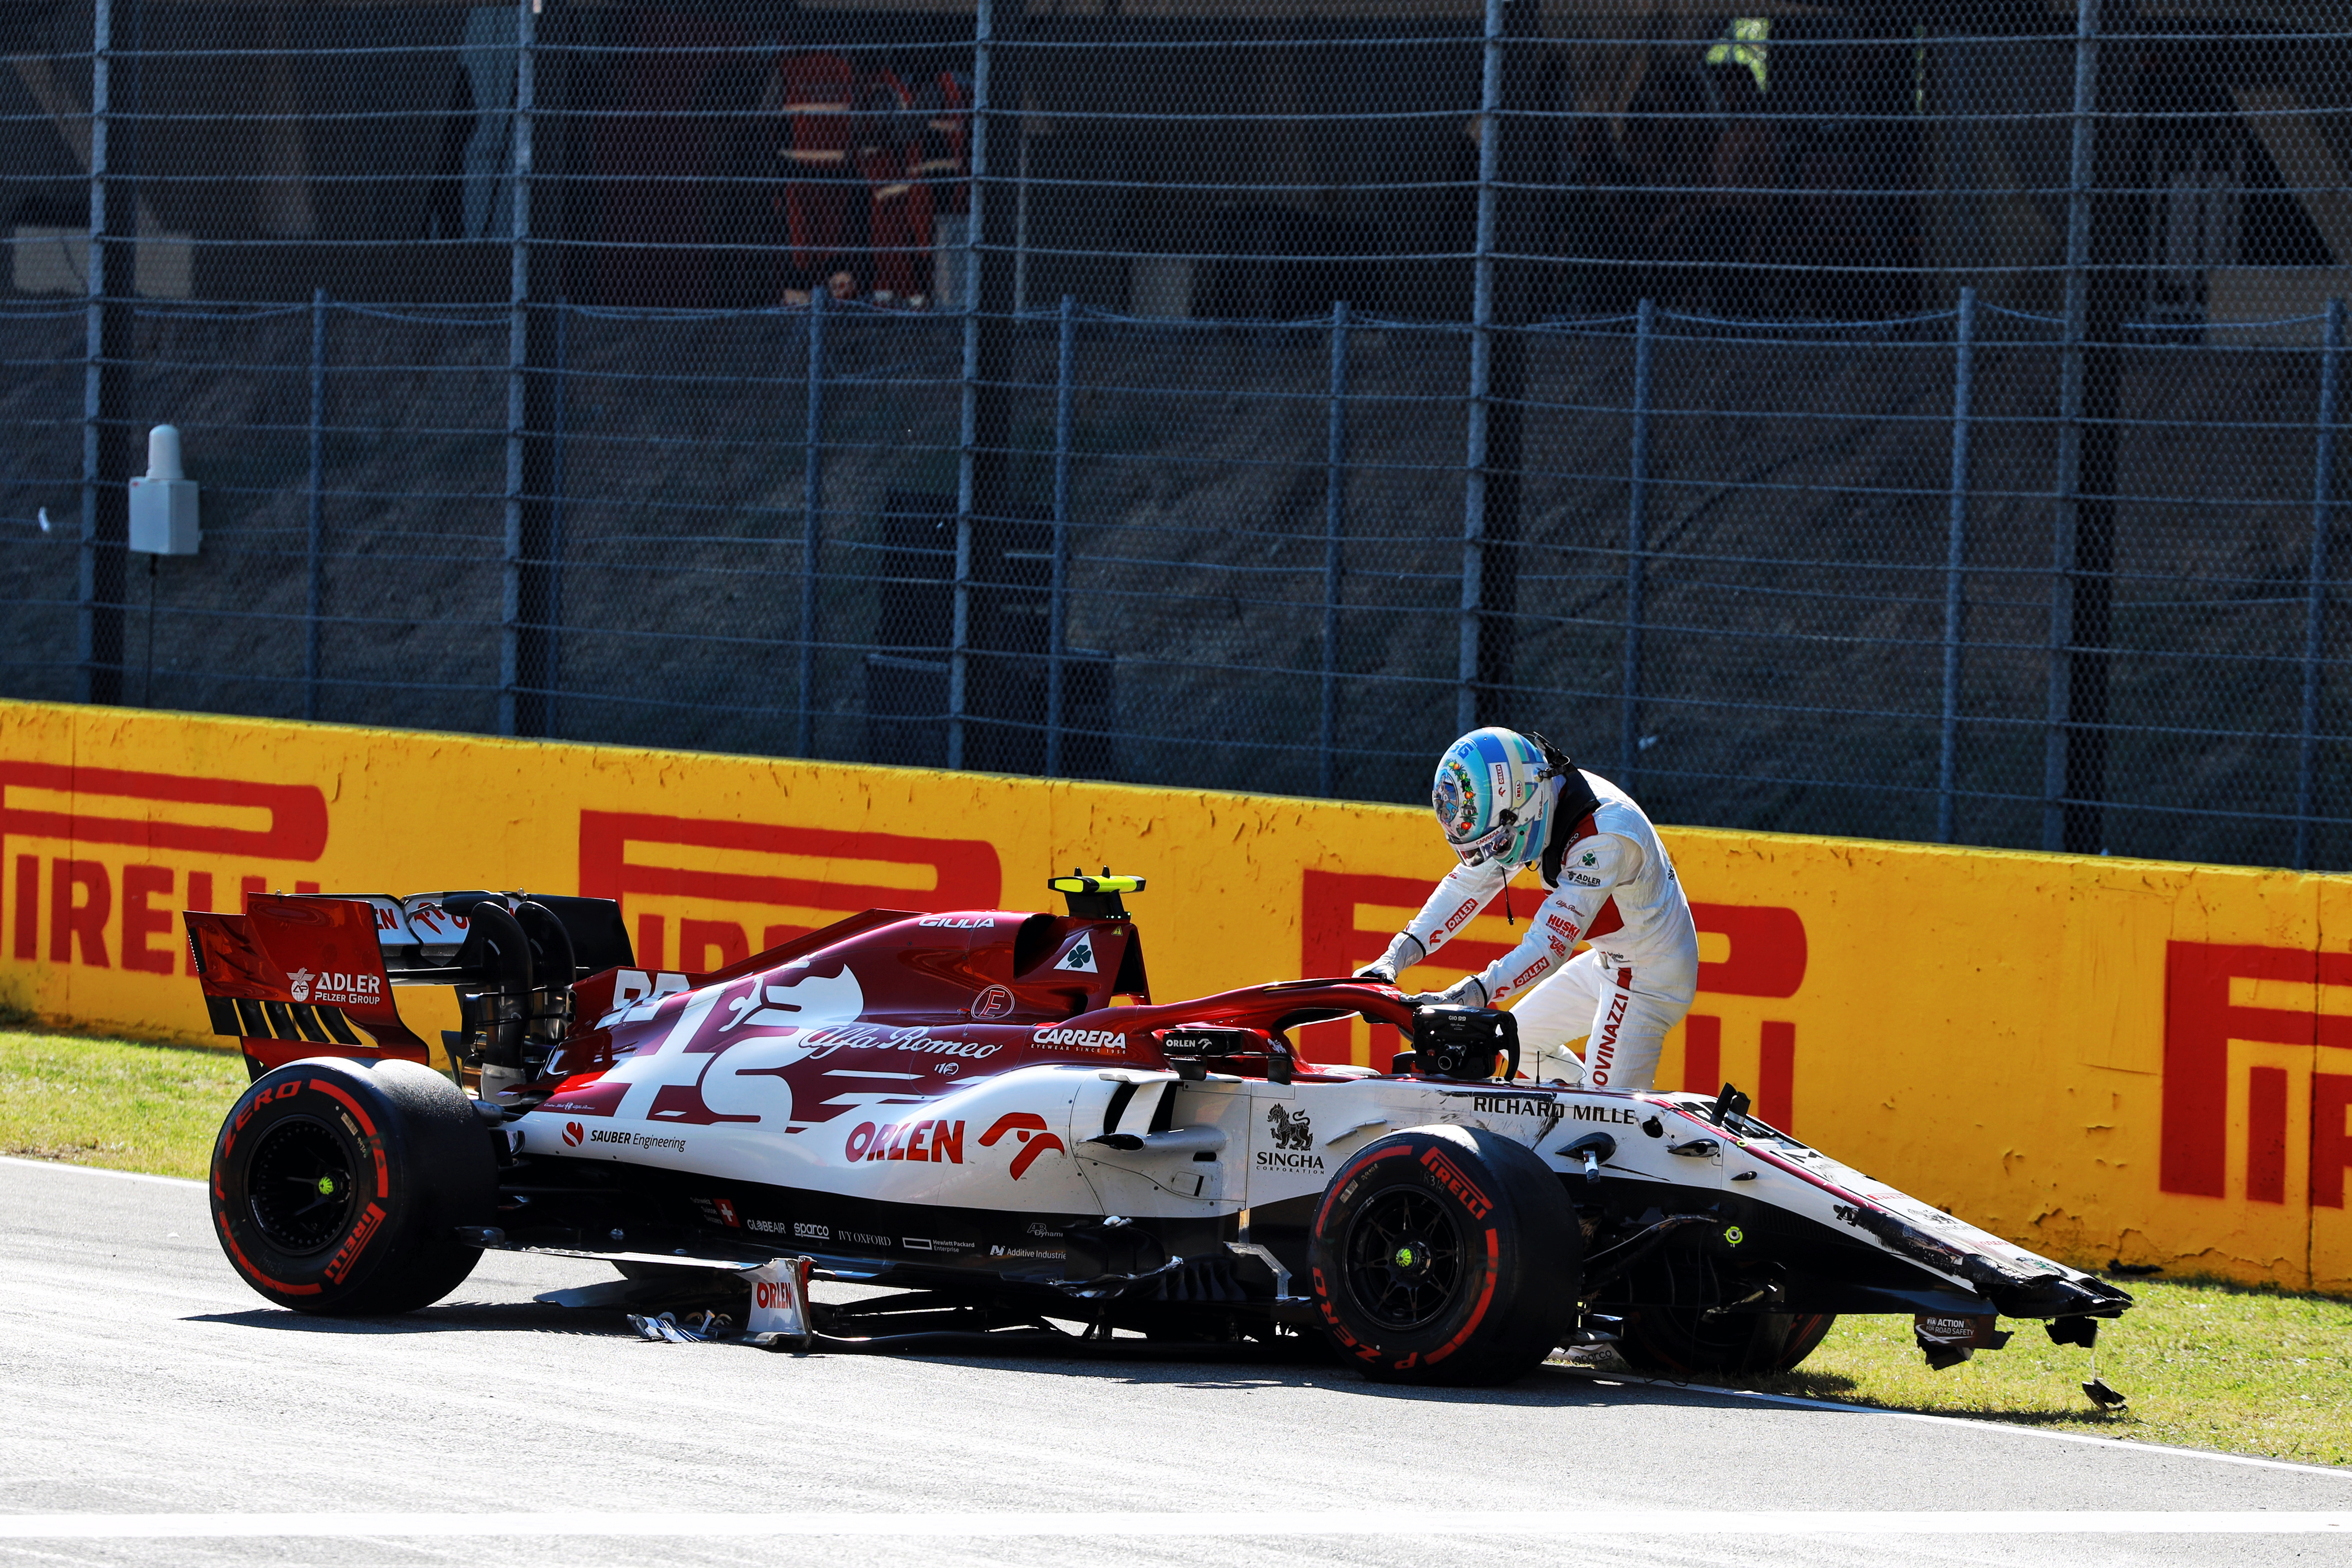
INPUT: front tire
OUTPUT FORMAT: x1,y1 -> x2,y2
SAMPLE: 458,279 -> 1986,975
1309,1125 -> 1580,1386
211,1057 -> 496,1315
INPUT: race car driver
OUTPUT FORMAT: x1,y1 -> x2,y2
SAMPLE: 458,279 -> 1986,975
1356,727 -> 1699,1091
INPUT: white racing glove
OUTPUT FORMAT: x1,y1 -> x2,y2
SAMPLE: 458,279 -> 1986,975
1354,931 -> 1427,984
1405,974 -> 1489,1010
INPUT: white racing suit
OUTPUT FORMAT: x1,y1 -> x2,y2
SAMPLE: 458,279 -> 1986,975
1387,770 -> 1699,1091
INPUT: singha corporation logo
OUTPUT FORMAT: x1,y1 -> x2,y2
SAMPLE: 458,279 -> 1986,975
1266,1104 -> 1313,1151
286,968 -> 313,1003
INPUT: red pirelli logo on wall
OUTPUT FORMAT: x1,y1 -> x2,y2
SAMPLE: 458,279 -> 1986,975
578,811 -> 1001,973
1,763 -> 328,974
2162,941 -> 2352,1210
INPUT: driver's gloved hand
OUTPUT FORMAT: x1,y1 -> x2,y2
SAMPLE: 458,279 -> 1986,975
1354,932 -> 1426,984
1405,975 -> 1489,1009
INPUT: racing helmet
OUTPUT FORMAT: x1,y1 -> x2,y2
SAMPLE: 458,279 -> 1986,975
1432,727 -> 1561,869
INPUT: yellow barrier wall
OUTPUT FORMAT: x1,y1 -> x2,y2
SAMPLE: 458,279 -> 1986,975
4,698 -> 2347,1295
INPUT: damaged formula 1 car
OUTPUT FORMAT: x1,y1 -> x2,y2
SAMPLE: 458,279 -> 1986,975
185,873 -> 2131,1385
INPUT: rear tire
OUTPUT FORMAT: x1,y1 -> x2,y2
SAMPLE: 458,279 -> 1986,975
211,1057 -> 496,1315
1309,1125 -> 1580,1386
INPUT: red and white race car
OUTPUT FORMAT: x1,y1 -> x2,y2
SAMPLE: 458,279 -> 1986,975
186,873 -> 2129,1385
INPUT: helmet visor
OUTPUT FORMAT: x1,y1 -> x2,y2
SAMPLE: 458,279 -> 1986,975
1452,818 -> 1523,868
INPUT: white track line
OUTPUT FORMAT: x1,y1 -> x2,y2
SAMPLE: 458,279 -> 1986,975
0,1511 -> 2347,1540
0,1154 -> 201,1188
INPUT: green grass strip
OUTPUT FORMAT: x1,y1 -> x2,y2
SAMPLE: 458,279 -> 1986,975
1,1026 -> 248,1182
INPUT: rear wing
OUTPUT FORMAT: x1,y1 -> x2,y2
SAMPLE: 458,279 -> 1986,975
185,891 -> 631,1082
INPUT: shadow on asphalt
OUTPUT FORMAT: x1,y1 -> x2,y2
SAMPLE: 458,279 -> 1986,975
185,1301 -> 607,1335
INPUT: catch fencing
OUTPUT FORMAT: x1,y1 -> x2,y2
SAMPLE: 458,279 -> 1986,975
3,0 -> 2350,870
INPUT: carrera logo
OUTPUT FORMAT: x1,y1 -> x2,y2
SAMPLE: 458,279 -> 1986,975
845,1119 -> 966,1165
1418,1145 -> 1494,1221
562,1121 -> 584,1147
1033,1027 -> 1124,1052
979,1112 -> 1067,1180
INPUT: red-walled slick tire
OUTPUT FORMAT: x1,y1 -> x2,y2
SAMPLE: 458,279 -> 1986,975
1309,1125 -> 1580,1386
211,1057 -> 496,1315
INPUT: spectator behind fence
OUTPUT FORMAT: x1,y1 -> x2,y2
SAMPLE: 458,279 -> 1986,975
858,71 -> 931,308
776,52 -> 866,305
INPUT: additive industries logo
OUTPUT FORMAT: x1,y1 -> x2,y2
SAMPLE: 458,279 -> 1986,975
1054,937 -> 1098,973
970,985 -> 1017,1021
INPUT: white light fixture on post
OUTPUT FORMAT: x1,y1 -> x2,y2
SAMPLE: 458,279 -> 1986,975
128,424 -> 200,555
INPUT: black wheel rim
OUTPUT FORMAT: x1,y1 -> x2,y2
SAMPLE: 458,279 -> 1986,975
246,1115 -> 360,1254
1343,1188 -> 1464,1331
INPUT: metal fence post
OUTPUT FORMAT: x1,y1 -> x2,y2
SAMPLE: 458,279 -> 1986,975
547,296 -> 568,738
1456,0 -> 1504,737
1046,294 -> 1074,777
800,286 -> 824,760
949,0 -> 992,772
306,288 -> 326,722
1622,298 -> 1654,784
1322,299 -> 1349,797
499,0 -> 534,738
79,0 -> 128,707
2297,296 -> 2344,871
1939,288 -> 1977,844
2045,0 -> 2099,850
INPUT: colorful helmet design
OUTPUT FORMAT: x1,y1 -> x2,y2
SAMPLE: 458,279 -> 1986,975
1432,727 -> 1560,869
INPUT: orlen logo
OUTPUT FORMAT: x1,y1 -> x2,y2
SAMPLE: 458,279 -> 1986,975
979,1112 -> 1066,1180
1418,1144 -> 1494,1221
562,1121 -> 584,1147
845,1119 -> 966,1165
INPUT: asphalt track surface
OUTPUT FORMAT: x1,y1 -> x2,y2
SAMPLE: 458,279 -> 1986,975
4,1157 -> 2349,1568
